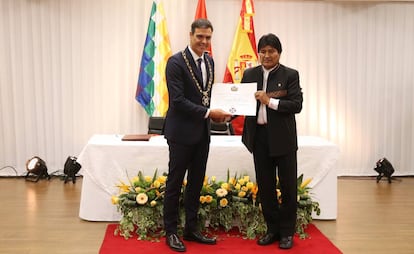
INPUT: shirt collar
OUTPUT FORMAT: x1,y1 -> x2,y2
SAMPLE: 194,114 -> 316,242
188,46 -> 204,62
262,64 -> 279,74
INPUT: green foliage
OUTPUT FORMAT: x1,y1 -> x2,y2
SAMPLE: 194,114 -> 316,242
295,174 -> 321,239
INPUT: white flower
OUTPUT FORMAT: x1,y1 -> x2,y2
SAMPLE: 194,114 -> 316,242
136,193 -> 148,205
216,188 -> 228,197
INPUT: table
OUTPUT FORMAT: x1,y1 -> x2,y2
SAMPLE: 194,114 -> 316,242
77,135 -> 339,221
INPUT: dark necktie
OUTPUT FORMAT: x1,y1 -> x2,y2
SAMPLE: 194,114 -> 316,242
197,58 -> 205,89
197,58 -> 203,78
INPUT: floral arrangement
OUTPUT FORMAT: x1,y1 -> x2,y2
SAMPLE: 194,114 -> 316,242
112,170 -> 320,240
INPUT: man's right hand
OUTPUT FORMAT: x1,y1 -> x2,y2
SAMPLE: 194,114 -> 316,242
209,109 -> 232,123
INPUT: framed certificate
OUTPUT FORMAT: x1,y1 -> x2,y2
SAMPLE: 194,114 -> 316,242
210,83 -> 257,116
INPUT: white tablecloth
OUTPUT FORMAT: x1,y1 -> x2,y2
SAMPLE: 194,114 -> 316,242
78,135 -> 339,221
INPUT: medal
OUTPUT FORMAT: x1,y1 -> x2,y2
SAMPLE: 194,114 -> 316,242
182,51 -> 213,107
202,93 -> 210,106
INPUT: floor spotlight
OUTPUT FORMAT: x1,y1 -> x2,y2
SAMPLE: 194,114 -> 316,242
374,157 -> 395,183
63,156 -> 81,184
25,156 -> 51,182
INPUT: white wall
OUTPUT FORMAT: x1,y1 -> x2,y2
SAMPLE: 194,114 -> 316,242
1,0 -> 413,176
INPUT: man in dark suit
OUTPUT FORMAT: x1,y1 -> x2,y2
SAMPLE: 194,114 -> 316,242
163,18 -> 231,252
242,33 -> 303,250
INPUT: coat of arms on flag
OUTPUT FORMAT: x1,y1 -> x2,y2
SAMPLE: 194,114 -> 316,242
223,0 -> 258,134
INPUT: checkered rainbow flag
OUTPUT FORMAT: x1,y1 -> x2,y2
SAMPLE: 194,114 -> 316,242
136,0 -> 172,117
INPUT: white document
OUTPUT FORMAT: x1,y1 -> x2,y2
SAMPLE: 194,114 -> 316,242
210,83 -> 257,116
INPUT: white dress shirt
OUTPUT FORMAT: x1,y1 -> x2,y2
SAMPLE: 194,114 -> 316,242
257,66 -> 280,124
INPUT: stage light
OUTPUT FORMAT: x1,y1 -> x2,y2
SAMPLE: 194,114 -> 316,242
374,157 -> 395,183
25,156 -> 51,182
63,156 -> 82,184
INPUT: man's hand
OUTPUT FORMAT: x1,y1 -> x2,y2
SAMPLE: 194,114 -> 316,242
209,109 -> 232,123
255,90 -> 270,105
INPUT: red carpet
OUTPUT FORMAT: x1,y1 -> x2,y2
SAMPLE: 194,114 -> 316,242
99,224 -> 342,254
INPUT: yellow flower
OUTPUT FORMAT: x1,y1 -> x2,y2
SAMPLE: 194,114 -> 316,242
221,182 -> 229,190
136,193 -> 148,205
205,195 -> 213,203
235,183 -> 241,190
111,195 -> 119,205
301,178 -> 312,188
150,200 -> 157,207
152,180 -> 161,188
243,175 -> 250,182
219,198 -> 228,207
251,184 -> 258,195
158,175 -> 167,184
211,176 -> 216,183
241,186 -> 248,192
238,178 -> 245,186
200,196 -> 206,204
216,188 -> 228,197
144,176 -> 152,183
116,181 -> 130,193
238,191 -> 246,198
246,182 -> 254,190
131,176 -> 139,184
203,176 -> 208,186
135,187 -> 142,193
229,177 -> 236,185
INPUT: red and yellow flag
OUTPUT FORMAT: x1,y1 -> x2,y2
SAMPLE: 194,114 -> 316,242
223,0 -> 258,134
194,0 -> 212,55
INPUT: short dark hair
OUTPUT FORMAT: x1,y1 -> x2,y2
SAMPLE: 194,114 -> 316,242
258,33 -> 282,54
191,18 -> 213,34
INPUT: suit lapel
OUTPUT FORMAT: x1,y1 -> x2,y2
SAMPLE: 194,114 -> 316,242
257,68 -> 264,90
185,47 -> 203,85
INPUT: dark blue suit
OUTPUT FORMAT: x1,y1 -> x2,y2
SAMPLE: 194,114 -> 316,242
163,47 -> 214,234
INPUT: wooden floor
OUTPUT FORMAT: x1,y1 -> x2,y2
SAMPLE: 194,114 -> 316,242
1,176 -> 414,254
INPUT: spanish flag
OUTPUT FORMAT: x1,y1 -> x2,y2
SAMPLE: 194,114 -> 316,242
136,1 -> 172,117
223,0 -> 258,134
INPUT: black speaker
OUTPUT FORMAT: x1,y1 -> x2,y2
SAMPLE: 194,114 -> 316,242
64,156 -> 82,184
374,158 -> 395,183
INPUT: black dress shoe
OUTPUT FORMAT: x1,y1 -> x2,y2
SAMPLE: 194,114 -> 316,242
257,233 -> 280,245
279,236 -> 293,249
183,231 -> 216,245
166,233 -> 186,252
